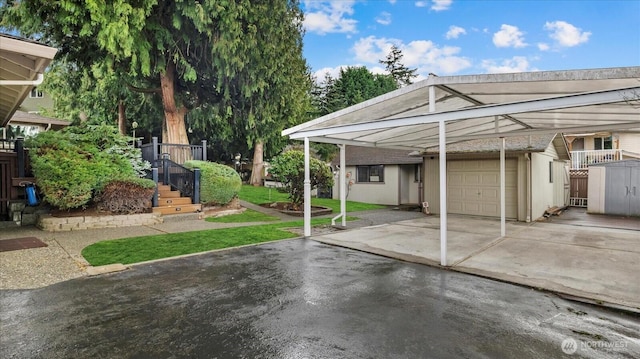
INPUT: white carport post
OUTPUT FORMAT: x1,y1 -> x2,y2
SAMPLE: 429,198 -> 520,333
500,137 -> 506,237
430,84 -> 448,267
339,144 -> 346,226
304,137 -> 311,238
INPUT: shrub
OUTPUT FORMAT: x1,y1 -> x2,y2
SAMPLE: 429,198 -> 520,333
27,124 -> 147,210
183,160 -> 241,206
268,150 -> 333,209
95,178 -> 156,214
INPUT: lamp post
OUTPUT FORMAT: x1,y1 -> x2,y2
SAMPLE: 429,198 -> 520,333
131,121 -> 138,145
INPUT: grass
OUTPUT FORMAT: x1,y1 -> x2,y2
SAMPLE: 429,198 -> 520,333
205,208 -> 279,223
239,184 -> 385,212
82,218 -> 340,266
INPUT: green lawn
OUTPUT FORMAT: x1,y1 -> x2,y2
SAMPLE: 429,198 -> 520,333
205,208 -> 279,223
239,184 -> 385,212
82,218 -> 337,266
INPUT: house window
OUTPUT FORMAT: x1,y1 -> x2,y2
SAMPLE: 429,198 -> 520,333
357,165 -> 384,183
414,164 -> 422,182
29,88 -> 44,98
594,136 -> 613,150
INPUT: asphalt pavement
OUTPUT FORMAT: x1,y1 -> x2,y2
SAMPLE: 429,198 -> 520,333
1,239 -> 638,359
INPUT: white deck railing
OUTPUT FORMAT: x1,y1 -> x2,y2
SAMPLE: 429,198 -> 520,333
570,149 -> 622,170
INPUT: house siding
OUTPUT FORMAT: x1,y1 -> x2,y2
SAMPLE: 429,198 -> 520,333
333,165 -> 401,205
617,133 -> 640,154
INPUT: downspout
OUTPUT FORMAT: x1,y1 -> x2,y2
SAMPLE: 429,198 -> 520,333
0,73 -> 44,86
526,153 -> 532,222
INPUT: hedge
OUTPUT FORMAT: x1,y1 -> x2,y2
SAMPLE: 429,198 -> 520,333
183,160 -> 242,206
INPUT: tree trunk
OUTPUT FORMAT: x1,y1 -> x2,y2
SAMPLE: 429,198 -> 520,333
160,62 -> 189,145
249,140 -> 264,186
117,100 -> 126,135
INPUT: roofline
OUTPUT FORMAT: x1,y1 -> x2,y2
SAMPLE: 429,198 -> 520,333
287,86 -> 640,140
283,66 -> 640,137
0,34 -> 58,59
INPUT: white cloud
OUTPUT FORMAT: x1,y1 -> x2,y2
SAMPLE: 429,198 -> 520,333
415,1 -> 428,7
303,1 -> 357,35
446,25 -> 466,39
481,56 -> 537,73
388,0 -> 397,4
313,66 -> 348,82
431,0 -> 452,11
493,24 -> 527,48
376,12 -> 392,26
537,42 -> 550,51
544,21 -> 591,47
352,35 -> 471,76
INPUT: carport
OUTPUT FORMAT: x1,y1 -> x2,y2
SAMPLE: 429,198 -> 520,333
282,66 -> 640,266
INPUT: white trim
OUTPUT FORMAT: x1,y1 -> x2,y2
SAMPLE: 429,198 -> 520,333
287,87 -> 639,140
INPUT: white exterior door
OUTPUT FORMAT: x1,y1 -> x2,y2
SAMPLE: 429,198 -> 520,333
447,159 -> 518,218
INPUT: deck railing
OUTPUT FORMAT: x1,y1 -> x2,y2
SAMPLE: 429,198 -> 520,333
570,149 -> 622,170
139,137 -> 207,166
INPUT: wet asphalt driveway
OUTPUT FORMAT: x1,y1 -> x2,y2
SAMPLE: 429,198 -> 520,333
1,239 -> 639,359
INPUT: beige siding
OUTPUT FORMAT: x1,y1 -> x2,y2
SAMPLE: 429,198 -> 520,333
587,166 -> 606,213
333,165 -> 400,205
616,133 -> 640,154
422,157 -> 518,219
399,164 -> 421,204
530,152 -> 556,219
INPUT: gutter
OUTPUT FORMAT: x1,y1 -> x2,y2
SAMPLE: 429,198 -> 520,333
0,73 -> 44,86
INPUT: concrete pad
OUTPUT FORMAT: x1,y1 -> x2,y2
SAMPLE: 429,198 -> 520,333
313,216 -> 640,312
85,263 -> 129,276
314,218 -> 519,265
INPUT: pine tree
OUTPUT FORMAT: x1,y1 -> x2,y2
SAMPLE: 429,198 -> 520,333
379,45 -> 418,87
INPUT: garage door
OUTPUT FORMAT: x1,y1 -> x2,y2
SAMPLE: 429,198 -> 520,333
448,159 -> 518,218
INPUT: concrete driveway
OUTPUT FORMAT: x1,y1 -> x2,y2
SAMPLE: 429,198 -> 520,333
2,239 -> 638,358
313,214 -> 640,312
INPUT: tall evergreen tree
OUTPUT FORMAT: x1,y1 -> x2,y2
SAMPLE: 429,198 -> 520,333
3,0 -> 311,184
379,45 -> 418,87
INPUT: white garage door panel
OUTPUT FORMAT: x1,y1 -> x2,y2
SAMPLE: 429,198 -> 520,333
448,159 -> 518,218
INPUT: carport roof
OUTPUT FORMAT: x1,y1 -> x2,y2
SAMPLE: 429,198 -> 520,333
283,67 -> 640,150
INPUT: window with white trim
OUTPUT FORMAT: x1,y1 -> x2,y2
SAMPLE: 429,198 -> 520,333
357,165 -> 384,183
29,88 -> 44,98
594,136 -> 613,150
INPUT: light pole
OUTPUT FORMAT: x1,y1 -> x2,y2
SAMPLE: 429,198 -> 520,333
131,121 -> 138,145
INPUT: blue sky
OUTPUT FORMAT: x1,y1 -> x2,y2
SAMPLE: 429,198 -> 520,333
301,0 -> 640,81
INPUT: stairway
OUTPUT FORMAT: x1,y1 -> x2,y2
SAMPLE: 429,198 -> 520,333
152,184 -> 202,215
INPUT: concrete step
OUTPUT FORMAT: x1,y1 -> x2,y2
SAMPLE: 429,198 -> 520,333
157,197 -> 193,206
152,203 -> 202,215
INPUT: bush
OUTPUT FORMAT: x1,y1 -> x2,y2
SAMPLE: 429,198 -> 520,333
95,178 -> 156,214
268,150 -> 333,209
27,124 -> 148,210
183,160 -> 241,206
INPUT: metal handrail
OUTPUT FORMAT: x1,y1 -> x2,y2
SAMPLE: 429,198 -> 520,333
162,155 -> 200,204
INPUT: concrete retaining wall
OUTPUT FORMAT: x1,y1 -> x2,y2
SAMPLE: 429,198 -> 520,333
37,213 -> 163,231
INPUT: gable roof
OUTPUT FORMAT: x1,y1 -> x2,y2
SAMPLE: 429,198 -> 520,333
10,111 -> 69,130
332,146 -> 422,166
419,134 -> 570,160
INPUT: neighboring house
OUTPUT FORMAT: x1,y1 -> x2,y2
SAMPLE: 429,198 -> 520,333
564,131 -> 640,207
419,134 -> 569,222
331,146 -> 423,206
3,111 -> 69,139
18,87 -> 54,114
565,131 -> 640,170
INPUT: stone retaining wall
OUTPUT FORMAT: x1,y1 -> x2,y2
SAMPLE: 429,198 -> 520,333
37,213 -> 163,232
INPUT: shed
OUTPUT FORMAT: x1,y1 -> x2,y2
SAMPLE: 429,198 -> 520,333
587,160 -> 640,216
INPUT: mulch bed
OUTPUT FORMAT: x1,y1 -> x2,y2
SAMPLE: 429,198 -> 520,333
0,237 -> 48,252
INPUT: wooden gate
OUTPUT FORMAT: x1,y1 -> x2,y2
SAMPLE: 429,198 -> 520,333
569,170 -> 588,207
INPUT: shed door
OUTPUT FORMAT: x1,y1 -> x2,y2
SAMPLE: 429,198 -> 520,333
606,166 -> 640,216
447,159 -> 518,218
